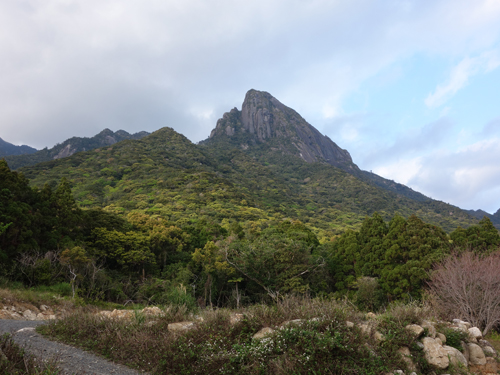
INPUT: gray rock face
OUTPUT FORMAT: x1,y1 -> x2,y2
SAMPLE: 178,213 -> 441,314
210,90 -> 356,170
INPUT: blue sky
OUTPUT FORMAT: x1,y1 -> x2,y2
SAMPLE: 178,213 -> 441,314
1,0 -> 500,213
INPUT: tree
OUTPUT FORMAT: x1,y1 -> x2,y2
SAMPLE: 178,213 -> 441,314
428,251 -> 500,335
450,217 -> 500,253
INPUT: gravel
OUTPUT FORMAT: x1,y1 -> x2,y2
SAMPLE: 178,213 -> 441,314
0,319 -> 148,375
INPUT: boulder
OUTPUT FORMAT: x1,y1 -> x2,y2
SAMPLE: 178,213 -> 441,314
469,327 -> 482,340
422,337 -> 450,369
481,345 -> 497,358
229,313 -> 244,325
22,310 -> 37,321
405,324 -> 424,338
252,327 -> 275,340
422,320 -> 437,338
443,345 -> 467,367
467,343 -> 486,366
398,346 -> 417,372
453,319 -> 471,328
436,332 -> 446,344
461,341 -> 470,363
281,319 -> 304,327
142,306 -> 163,316
167,321 -> 195,332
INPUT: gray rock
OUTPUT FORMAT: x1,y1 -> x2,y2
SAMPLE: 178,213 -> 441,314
422,337 -> 449,369
443,345 -> 467,367
468,326 -> 482,340
422,320 -> 437,338
436,332 -> 446,344
405,324 -> 424,338
167,321 -> 195,332
467,343 -> 486,365
252,327 -> 275,340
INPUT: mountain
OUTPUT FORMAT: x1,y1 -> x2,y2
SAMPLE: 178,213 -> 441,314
207,89 -> 356,171
0,137 -> 37,157
16,91 -> 477,236
204,89 -> 431,202
4,129 -> 149,170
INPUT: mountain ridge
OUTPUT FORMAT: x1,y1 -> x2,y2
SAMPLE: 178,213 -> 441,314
0,137 -> 37,157
4,128 -> 149,170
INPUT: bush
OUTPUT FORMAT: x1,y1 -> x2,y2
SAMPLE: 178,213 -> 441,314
428,251 -> 500,335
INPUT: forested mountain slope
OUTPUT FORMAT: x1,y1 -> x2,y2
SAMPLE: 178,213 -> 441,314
17,123 -> 475,237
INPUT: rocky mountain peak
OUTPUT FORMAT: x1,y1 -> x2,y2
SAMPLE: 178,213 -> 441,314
209,89 -> 356,171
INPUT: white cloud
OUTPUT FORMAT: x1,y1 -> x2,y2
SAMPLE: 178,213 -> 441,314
425,49 -> 500,108
404,138 -> 500,212
1,0 -> 500,148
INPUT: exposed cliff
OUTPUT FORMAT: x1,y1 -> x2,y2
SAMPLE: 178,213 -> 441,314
209,89 -> 356,171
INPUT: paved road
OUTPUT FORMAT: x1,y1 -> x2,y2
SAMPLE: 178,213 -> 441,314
0,319 -> 148,375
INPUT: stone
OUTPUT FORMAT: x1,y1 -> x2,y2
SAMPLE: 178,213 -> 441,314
467,343 -> 486,366
469,327 -> 483,340
422,320 -> 437,338
168,321 -> 195,332
281,319 -> 303,327
346,321 -> 355,328
443,345 -> 467,367
461,341 -> 470,363
358,323 -> 372,335
252,327 -> 275,340
435,337 -> 442,346
422,337 -> 449,369
40,305 -> 49,311
22,309 -> 37,321
482,345 -> 497,357
398,346 -> 417,372
374,331 -> 385,341
366,312 -> 377,319
452,319 -> 471,328
142,306 -> 163,316
229,313 -> 244,325
469,357 -> 497,375
405,324 -> 424,338
436,332 -> 446,344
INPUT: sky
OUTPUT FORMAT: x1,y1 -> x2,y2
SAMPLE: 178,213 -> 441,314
1,0 -> 500,213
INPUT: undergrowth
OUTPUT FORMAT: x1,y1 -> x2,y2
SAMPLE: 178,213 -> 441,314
37,296 -> 447,375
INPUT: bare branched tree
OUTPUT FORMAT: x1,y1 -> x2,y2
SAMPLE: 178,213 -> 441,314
428,251 -> 500,335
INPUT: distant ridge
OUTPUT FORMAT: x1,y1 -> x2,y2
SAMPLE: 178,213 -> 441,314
466,208 -> 500,230
4,129 -> 149,170
0,137 -> 37,157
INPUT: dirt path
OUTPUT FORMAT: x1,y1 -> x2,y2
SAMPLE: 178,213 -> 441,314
0,319 -> 148,375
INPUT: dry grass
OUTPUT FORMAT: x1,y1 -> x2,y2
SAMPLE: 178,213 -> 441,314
37,296 -> 429,375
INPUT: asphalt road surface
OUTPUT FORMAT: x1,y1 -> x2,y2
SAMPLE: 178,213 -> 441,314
0,319 -> 148,375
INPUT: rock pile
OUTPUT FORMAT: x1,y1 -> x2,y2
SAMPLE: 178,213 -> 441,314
392,319 -> 498,375
0,304 -> 58,320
